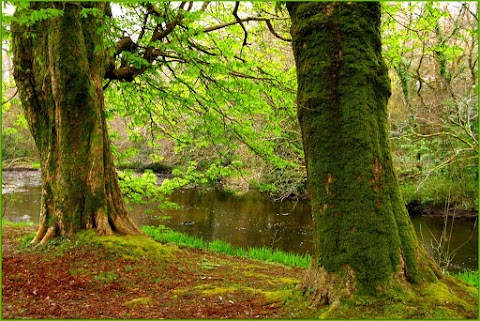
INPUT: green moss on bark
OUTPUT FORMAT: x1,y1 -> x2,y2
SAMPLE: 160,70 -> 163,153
12,3 -> 142,243
287,2 -> 438,298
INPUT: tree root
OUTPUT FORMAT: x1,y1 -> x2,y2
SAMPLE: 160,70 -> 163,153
299,265 -> 356,307
31,225 -> 57,247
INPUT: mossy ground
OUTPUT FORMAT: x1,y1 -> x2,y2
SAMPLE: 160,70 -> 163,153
316,277 -> 478,319
2,223 -> 478,319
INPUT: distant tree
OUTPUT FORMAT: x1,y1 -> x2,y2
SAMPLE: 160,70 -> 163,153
286,1 -> 441,305
383,2 -> 478,210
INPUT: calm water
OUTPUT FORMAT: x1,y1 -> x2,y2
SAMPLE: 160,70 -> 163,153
2,170 -> 478,272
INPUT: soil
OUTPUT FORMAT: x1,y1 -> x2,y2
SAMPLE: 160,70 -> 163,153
2,224 -> 313,319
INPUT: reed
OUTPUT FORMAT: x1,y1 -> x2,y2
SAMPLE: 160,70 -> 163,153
450,270 -> 479,289
142,225 -> 311,268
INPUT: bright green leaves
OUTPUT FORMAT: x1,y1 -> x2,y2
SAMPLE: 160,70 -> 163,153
119,169 -> 184,212
8,6 -> 63,27
79,7 -> 103,19
101,2 -> 301,198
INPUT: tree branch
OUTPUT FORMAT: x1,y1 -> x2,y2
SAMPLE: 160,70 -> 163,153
233,2 -> 248,55
203,16 -> 291,42
1,88 -> 18,105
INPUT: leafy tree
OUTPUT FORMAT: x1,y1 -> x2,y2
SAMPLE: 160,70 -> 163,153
102,2 -> 303,199
8,1 -> 296,243
11,2 -> 144,243
286,1 -> 441,305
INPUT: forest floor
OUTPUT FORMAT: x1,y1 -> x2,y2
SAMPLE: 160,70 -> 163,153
2,223 -> 314,319
2,222 -> 478,319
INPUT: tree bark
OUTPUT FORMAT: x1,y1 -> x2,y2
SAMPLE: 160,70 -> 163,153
287,2 -> 439,305
12,2 -> 142,244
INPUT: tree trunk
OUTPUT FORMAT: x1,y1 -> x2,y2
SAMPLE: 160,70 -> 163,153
12,2 -> 142,244
287,2 -> 439,305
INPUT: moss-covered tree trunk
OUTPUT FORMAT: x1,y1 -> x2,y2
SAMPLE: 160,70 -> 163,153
287,2 -> 439,305
12,2 -> 142,244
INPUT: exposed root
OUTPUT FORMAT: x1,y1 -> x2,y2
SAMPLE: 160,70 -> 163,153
30,224 -> 47,245
95,208 -> 114,236
299,265 -> 356,307
31,225 -> 57,247
38,226 -> 57,245
110,215 -> 144,235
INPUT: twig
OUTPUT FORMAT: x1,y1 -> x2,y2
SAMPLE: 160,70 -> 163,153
2,88 -> 18,105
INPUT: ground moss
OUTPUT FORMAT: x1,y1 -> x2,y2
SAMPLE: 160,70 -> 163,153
195,284 -> 239,296
278,277 -> 299,286
316,279 -> 478,319
124,297 -> 152,308
240,271 -> 271,279
75,230 -> 177,261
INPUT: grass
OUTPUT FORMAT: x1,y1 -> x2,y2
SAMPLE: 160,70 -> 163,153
449,270 -> 479,289
142,225 -> 311,268
2,219 -> 35,228
142,224 -> 479,288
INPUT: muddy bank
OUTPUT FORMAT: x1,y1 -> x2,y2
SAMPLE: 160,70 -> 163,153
406,200 -> 478,220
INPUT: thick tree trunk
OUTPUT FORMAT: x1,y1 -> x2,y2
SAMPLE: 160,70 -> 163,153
287,2 -> 439,305
12,2 -> 142,244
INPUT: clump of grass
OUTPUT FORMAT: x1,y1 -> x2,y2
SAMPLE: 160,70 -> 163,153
2,219 -> 35,228
144,225 -> 207,249
450,270 -> 479,289
142,225 -> 311,268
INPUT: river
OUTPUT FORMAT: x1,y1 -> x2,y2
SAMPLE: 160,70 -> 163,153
2,170 -> 477,272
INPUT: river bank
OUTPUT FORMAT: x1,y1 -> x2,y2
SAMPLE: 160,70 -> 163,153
2,167 -> 477,219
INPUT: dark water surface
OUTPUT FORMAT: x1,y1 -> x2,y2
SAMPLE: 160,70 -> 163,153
2,170 -> 477,272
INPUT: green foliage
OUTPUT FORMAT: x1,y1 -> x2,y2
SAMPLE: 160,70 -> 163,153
102,2 -> 302,200
3,1 -> 476,209
118,169 -> 188,214
142,225 -> 311,268
79,7 -> 103,19
450,271 -> 479,289
2,80 -> 37,161
4,5 -> 64,28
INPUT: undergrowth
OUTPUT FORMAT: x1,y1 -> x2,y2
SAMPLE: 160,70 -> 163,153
3,220 -> 476,289
448,270 -> 479,289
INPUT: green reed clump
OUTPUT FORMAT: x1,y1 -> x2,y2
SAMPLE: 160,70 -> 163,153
142,225 -> 311,268
450,270 -> 479,289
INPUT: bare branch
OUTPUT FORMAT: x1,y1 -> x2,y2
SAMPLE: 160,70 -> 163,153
265,19 -> 291,42
200,2 -> 209,12
233,2 -> 248,55
2,88 -> 18,105
203,17 -> 291,42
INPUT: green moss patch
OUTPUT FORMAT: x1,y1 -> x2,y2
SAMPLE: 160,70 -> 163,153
319,279 -> 478,319
75,230 -> 178,261
125,297 -> 152,308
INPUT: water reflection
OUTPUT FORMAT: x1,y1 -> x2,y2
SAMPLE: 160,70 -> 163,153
2,170 -> 477,272
138,188 -> 313,254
